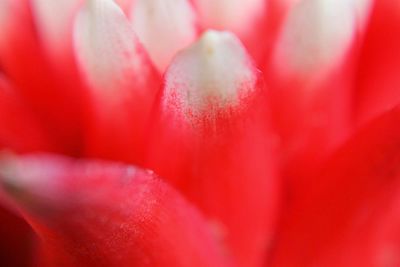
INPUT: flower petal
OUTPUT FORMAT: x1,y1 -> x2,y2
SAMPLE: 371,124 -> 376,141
270,105 -> 400,267
162,30 -> 258,117
146,30 -> 279,267
74,0 -> 154,94
74,0 -> 161,164
30,0 -> 82,61
355,0 -> 400,124
0,153 -> 233,267
130,0 -> 198,72
0,0 -> 85,155
273,0 -> 363,78
0,75 -> 53,153
266,0 -> 372,187
0,205 -> 33,267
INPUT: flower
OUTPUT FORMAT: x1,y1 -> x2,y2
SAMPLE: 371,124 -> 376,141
0,0 -> 399,266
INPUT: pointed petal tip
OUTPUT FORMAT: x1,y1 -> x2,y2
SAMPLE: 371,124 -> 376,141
74,0 -> 155,99
163,30 -> 258,120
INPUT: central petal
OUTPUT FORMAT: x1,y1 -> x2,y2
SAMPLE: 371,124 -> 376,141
163,30 -> 258,121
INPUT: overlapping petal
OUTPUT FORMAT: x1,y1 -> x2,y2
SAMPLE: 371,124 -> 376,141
31,0 -> 82,62
273,0 -> 364,78
74,0 -> 161,164
130,0 -> 198,72
266,0 -> 374,192
0,153 -> 233,267
191,0 -> 269,65
0,0 -> 398,266
270,105 -> 400,267
0,0 -> 86,155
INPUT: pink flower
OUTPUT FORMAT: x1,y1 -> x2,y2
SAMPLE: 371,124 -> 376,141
0,0 -> 399,266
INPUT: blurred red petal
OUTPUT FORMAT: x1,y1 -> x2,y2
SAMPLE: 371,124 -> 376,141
265,0 -> 372,192
270,105 -> 400,267
0,154 -> 233,267
355,0 -> 400,124
0,0 -> 86,155
268,63 -> 354,197
0,206 -> 33,267
0,75 -> 53,152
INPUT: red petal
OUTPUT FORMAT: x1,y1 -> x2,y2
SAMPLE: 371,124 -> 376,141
267,64 -> 354,194
270,105 -> 400,267
0,0 -> 86,155
0,154 -> 233,267
355,0 -> 400,124
0,75 -> 53,152
0,205 -> 33,267
146,31 -> 280,267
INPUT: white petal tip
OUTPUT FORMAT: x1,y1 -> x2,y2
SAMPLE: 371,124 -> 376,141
198,30 -> 232,55
163,30 -> 258,121
274,0 -> 360,78
74,0 -> 151,99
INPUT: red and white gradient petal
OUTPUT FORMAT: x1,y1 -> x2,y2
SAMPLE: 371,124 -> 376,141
130,0 -> 198,72
162,31 -> 258,119
146,30 -> 280,267
273,0 -> 367,79
0,0 -> 86,155
74,0 -> 161,164
0,154 -> 234,267
266,0 -> 374,189
30,0 -> 82,62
